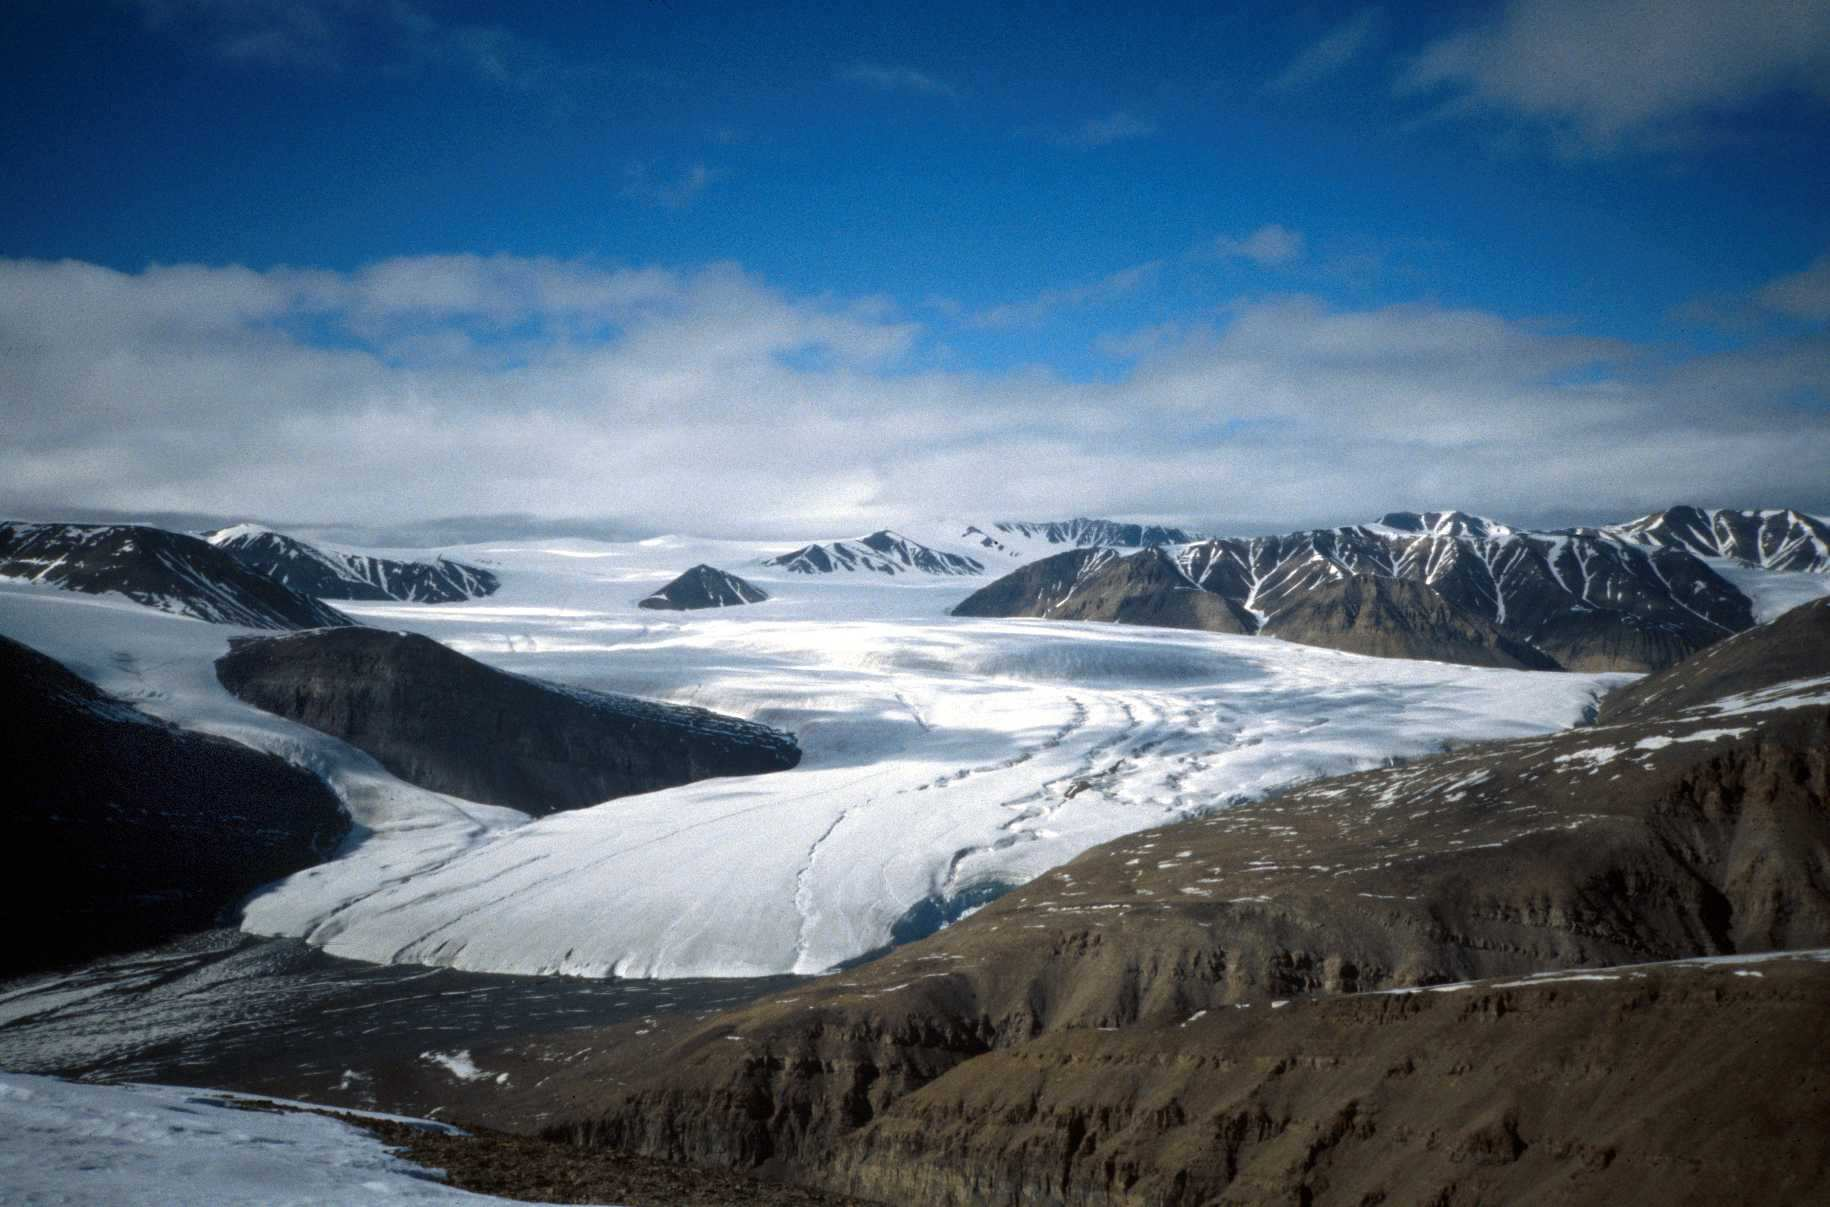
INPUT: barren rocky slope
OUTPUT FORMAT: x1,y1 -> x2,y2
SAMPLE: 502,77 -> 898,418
527,598 -> 1830,1204
215,627 -> 801,815
3,635 -> 348,975
1257,572 -> 1556,669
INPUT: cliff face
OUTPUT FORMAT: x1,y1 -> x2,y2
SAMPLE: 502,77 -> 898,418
216,627 -> 801,815
3,634 -> 348,975
525,601 -> 1830,1204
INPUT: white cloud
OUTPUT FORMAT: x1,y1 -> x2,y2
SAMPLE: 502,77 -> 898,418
1,256 -> 1824,537
1758,253 -> 1830,322
971,262 -> 1164,329
1212,225 -> 1305,266
1268,8 -> 1382,93
838,63 -> 960,99
1400,0 -> 1830,155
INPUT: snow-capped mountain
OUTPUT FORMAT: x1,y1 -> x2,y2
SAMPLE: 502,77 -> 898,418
763,529 -> 985,576
205,524 -> 499,603
639,564 -> 770,610
1607,505 -> 1830,573
956,510 -> 1757,671
964,518 -> 1198,558
0,521 -> 353,629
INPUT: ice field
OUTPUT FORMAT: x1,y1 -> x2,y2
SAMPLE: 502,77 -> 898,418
0,527 -> 1630,978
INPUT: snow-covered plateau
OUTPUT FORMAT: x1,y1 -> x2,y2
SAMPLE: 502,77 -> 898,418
0,524 -> 1643,979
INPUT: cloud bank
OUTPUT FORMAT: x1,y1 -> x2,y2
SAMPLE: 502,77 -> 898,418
1,254 -> 1824,538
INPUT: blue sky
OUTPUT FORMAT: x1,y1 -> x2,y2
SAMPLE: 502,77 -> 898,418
2,1 -> 1827,536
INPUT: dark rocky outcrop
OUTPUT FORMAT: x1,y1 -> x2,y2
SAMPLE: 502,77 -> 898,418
205,524 -> 499,603
214,627 -> 800,815
530,600 -> 1830,1204
0,521 -> 354,629
1259,573 -> 1559,669
1,634 -> 348,975
765,532 -> 983,576
953,512 -> 1758,671
640,565 -> 770,611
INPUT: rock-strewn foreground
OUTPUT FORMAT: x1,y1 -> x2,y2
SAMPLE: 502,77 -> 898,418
518,599 -> 1830,1205
2,634 -> 348,975
215,627 -> 801,815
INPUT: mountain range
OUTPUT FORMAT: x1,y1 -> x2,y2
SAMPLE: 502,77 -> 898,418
205,523 -> 500,603
952,508 -> 1825,672
764,529 -> 986,576
1607,504 -> 1830,572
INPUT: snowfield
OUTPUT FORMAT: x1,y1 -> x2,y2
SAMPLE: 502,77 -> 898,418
0,1073 -> 565,1205
0,524 -> 1632,979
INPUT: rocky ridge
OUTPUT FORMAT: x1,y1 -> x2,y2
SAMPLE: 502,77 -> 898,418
0,521 -> 354,629
764,531 -> 984,576
1609,504 -> 1830,572
205,524 -> 499,603
215,627 -> 801,815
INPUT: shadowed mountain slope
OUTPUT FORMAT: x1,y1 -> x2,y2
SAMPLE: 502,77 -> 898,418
2,634 -> 348,975
215,627 -> 800,815
1258,573 -> 1558,669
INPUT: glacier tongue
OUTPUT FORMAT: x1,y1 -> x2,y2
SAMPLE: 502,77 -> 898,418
1,531 -> 1624,981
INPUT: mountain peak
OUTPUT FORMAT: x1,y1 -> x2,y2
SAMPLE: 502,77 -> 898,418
1374,511 -> 1512,540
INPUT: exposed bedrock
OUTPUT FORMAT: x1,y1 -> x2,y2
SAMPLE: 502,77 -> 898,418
214,626 -> 801,815
2,634 -> 348,975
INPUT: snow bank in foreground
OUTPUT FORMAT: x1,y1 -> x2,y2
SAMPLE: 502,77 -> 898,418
0,1073 -> 564,1205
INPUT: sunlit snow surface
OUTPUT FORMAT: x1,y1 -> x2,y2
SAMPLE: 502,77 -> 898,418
0,526 -> 1631,979
0,1073 -> 563,1205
